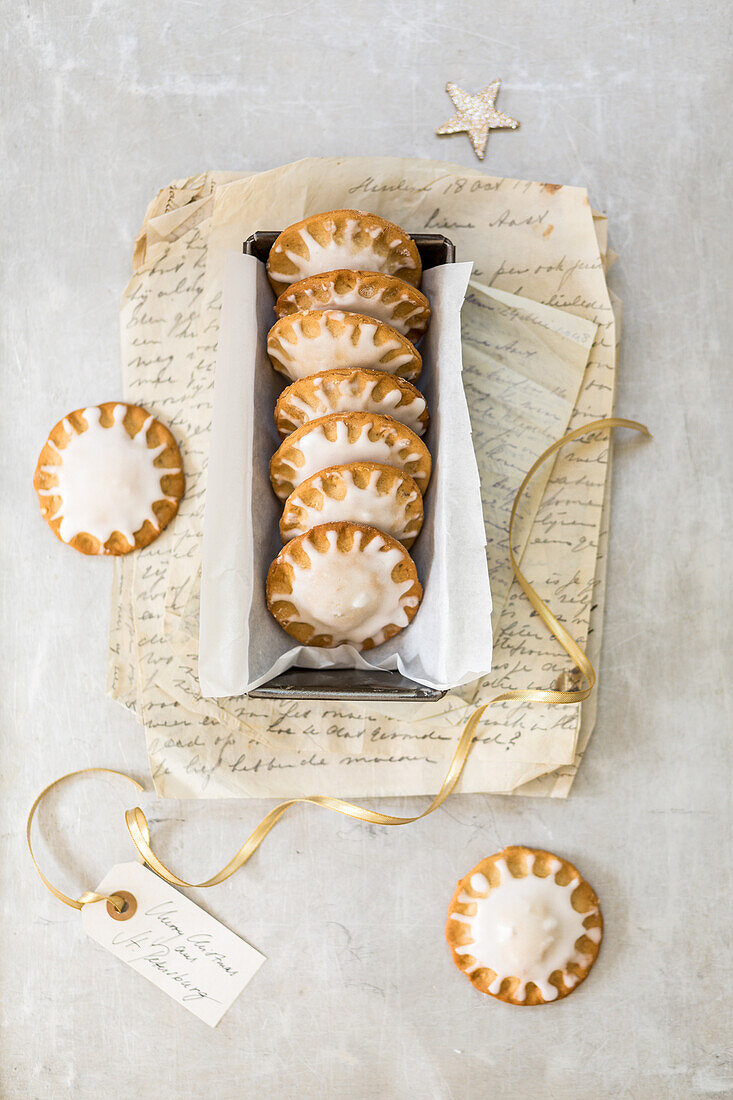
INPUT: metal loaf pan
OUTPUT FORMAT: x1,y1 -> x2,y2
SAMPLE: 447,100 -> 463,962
244,230 -> 455,702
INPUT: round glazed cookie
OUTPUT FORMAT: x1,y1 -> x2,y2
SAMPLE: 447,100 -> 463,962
275,270 -> 431,343
33,402 -> 184,555
280,462 -> 424,548
266,209 -> 422,292
445,846 -> 603,1006
269,412 -> 432,501
274,368 -> 429,439
267,310 -> 422,383
266,521 -> 423,649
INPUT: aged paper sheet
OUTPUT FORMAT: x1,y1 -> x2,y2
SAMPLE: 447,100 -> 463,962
515,288 -> 622,797
109,157 -> 617,798
462,282 -> 596,630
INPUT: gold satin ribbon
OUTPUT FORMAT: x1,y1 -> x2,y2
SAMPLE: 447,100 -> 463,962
26,769 -> 147,911
27,417 -> 650,906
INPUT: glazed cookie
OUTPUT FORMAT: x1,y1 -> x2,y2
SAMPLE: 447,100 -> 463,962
267,310 -> 422,383
269,412 -> 432,501
280,462 -> 424,548
275,270 -> 431,343
274,368 -> 429,439
445,847 -> 603,1006
33,402 -> 184,555
266,209 -> 422,292
266,521 -> 422,649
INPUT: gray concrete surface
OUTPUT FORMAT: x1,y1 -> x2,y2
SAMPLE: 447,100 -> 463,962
1,2 -> 731,1096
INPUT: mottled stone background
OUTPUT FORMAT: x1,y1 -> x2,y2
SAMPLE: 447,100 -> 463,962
2,2 -> 730,1096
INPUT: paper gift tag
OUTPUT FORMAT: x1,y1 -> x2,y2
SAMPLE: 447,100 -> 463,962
81,862 -> 265,1027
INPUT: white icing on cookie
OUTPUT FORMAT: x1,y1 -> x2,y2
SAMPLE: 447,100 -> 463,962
268,310 -> 416,381
450,856 -> 601,1003
269,217 -> 417,287
271,416 -> 428,499
281,466 -> 421,544
279,372 -> 427,436
38,405 -> 179,548
297,283 -> 421,329
271,527 -> 418,647
279,276 -> 428,338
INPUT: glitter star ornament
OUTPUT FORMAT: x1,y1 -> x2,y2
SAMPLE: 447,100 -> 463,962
436,80 -> 519,160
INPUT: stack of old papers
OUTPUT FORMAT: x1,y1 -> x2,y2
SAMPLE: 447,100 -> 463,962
109,157 -> 619,800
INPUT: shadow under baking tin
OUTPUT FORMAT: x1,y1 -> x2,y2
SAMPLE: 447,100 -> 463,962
244,231 -> 455,702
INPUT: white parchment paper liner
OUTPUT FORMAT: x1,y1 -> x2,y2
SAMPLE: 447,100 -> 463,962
199,254 -> 492,694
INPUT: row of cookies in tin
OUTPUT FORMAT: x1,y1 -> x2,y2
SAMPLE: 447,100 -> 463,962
261,210 -> 433,651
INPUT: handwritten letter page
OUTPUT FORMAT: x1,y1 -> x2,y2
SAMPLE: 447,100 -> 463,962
108,158 -> 618,799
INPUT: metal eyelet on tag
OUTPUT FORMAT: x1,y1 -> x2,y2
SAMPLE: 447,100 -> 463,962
106,890 -> 137,921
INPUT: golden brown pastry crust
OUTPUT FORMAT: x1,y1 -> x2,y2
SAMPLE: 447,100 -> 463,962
279,461 -> 424,548
33,402 -> 184,556
266,209 -> 422,291
274,367 -> 429,439
266,309 -> 422,383
274,270 -> 431,343
445,846 -> 603,1006
266,521 -> 422,649
269,411 -> 432,501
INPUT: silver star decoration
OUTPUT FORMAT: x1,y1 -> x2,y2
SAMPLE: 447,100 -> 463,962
436,80 -> 519,160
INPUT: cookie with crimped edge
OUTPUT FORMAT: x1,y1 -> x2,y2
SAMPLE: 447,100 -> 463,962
445,846 -> 603,1006
280,462 -> 424,548
274,368 -> 429,440
270,411 -> 432,502
266,521 -> 423,649
275,270 -> 431,343
266,210 -> 422,292
33,402 -> 184,556
267,309 -> 422,384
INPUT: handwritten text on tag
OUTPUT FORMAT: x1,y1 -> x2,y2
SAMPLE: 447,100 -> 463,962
81,862 -> 265,1027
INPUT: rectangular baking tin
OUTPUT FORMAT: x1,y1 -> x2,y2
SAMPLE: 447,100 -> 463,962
244,230 -> 454,702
